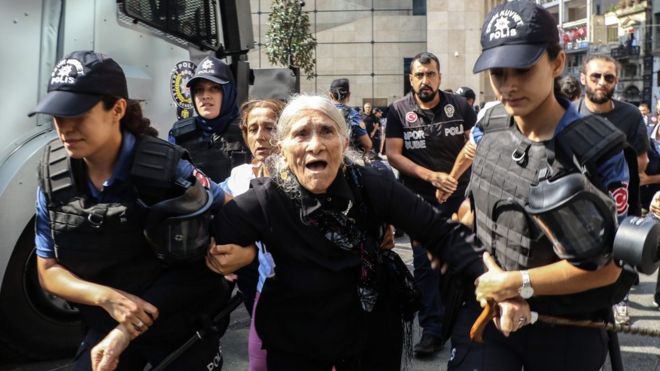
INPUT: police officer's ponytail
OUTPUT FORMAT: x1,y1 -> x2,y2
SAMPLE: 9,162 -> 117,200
101,96 -> 158,137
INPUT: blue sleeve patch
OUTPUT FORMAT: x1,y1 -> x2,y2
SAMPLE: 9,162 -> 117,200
470,124 -> 484,145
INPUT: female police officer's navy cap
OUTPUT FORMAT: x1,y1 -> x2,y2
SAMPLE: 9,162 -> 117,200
186,56 -> 234,87
28,50 -> 128,117
473,1 -> 559,73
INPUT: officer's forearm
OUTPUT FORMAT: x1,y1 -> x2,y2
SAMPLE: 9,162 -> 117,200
449,143 -> 475,180
37,257 -> 115,308
359,134 -> 373,152
525,260 -> 621,296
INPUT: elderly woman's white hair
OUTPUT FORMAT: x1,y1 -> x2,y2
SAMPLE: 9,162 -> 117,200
275,95 -> 351,142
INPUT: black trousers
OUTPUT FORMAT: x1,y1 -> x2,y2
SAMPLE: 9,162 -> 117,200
447,299 -> 609,371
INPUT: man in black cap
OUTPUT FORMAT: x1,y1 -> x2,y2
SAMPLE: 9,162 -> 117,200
169,56 -> 249,183
455,86 -> 476,110
385,51 -> 476,356
329,78 -> 372,154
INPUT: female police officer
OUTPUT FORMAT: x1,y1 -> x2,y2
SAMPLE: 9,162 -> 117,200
168,56 -> 249,183
445,2 -> 630,370
31,51 -> 230,370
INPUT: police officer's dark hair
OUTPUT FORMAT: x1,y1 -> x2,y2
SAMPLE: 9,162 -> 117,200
546,42 -> 566,101
101,96 -> 158,137
559,74 -> 582,101
239,99 -> 285,144
581,54 -> 621,76
410,52 -> 440,72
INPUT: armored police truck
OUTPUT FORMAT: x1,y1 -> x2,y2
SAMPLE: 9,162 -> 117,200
0,0 -> 263,359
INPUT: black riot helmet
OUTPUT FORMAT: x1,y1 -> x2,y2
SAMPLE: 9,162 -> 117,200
141,177 -> 214,264
525,172 -> 617,270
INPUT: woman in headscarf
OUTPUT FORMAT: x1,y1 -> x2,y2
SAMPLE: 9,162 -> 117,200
168,56 -> 249,183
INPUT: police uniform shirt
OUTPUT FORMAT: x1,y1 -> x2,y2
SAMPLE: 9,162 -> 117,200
35,131 -> 226,258
471,98 -> 630,218
385,91 -> 476,202
336,103 -> 368,138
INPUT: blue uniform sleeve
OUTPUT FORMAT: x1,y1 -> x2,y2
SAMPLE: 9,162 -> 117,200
35,187 -> 55,258
349,109 -> 368,137
176,160 -> 225,208
596,151 -> 630,221
470,122 -> 484,145
167,133 -> 176,144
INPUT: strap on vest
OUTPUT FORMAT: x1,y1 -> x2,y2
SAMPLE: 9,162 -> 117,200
481,104 -> 510,133
130,136 -> 189,203
40,139 -> 86,206
169,118 -> 198,142
552,115 -> 626,189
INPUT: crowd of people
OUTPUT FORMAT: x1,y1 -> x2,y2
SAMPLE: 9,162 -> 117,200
29,1 -> 660,371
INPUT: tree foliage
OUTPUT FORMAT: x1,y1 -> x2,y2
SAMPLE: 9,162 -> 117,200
265,0 -> 317,79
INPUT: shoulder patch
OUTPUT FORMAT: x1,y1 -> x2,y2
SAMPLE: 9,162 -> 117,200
406,111 -> 418,123
609,183 -> 629,216
193,168 -> 211,189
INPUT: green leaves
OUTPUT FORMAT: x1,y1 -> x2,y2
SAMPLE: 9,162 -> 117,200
265,0 -> 317,79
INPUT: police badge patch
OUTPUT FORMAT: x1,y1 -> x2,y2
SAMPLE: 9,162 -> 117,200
444,104 -> 455,118
170,61 -> 196,120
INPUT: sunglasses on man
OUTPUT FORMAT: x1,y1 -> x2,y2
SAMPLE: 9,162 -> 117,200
589,73 -> 617,84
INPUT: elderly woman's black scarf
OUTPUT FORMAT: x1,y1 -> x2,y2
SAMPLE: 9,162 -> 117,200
277,164 -> 380,312
276,163 -> 416,365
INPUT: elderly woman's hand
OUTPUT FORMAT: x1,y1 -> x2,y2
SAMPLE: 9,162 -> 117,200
493,297 -> 533,337
206,243 -> 257,275
475,252 -> 519,305
650,191 -> 660,217
91,324 -> 132,371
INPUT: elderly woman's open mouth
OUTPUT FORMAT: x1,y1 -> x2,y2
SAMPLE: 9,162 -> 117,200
306,160 -> 328,171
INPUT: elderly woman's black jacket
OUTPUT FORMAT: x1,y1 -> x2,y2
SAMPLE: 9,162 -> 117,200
214,165 -> 484,360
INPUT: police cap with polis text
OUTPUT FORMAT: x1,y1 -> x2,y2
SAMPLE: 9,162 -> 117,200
186,56 -> 234,88
29,51 -> 128,117
473,1 -> 559,73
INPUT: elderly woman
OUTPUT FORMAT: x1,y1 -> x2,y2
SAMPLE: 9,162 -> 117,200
207,95 -> 484,370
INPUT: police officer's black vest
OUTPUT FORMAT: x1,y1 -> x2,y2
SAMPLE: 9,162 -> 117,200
39,136 -> 189,295
169,117 -> 250,182
470,104 -> 625,271
470,105 -> 633,319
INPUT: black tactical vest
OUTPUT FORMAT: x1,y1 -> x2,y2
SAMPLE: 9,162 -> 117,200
469,104 -> 626,272
169,117 -> 250,182
38,136 -> 191,294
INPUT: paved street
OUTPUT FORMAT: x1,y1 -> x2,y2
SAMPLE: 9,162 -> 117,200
2,239 -> 659,371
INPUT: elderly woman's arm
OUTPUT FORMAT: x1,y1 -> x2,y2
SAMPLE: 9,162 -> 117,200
362,169 -> 485,279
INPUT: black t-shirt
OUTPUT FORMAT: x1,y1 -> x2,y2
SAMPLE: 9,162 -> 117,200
385,91 -> 477,202
213,166 -> 483,359
576,98 -> 648,155
363,113 -> 380,138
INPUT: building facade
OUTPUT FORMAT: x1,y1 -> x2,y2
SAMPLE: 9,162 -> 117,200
248,0 -> 501,107
248,0 -> 657,108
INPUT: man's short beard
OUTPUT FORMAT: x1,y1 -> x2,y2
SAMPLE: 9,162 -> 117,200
415,88 -> 438,103
586,85 -> 614,104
